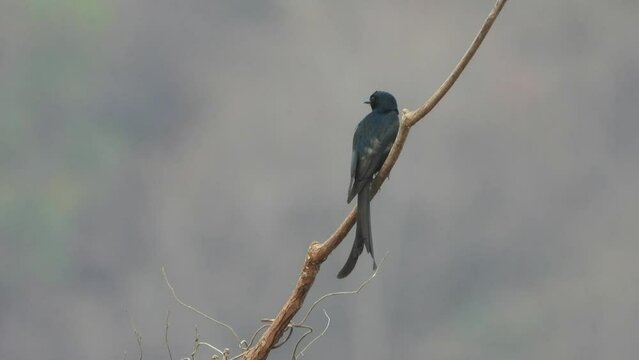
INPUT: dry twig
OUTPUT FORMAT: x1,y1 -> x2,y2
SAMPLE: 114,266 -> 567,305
165,310 -> 174,360
299,253 -> 388,325
128,317 -> 143,360
162,267 -> 244,348
294,309 -> 331,359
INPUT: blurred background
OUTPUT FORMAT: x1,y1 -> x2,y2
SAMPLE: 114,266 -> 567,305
1,0 -> 638,359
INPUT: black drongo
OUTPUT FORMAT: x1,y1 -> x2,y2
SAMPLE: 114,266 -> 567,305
337,91 -> 400,278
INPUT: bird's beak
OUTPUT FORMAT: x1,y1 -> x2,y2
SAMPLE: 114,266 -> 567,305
364,101 -> 370,104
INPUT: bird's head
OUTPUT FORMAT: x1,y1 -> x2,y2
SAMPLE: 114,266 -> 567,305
365,91 -> 398,112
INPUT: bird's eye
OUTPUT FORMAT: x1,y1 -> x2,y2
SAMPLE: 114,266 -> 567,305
370,96 -> 375,102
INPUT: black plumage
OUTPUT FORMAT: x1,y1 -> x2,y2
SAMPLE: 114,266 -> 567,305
337,91 -> 400,278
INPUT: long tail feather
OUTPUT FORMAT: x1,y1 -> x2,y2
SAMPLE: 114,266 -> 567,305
359,185 -> 376,270
337,185 -> 376,278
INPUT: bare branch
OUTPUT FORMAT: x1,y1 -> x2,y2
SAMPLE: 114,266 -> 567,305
198,342 -> 226,358
290,327 -> 313,360
299,252 -> 388,325
128,317 -> 143,360
272,326 -> 294,349
248,324 -> 271,348
295,310 -> 331,359
182,327 -> 228,360
136,329 -> 142,360
162,267 -> 244,347
165,310 -> 173,360
242,1 -> 508,358
190,327 -> 200,360
405,0 -> 508,127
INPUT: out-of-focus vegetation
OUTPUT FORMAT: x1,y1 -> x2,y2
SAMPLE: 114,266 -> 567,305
1,1 -> 638,359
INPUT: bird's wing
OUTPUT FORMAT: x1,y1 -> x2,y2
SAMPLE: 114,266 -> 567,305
358,114 -> 398,177
348,112 -> 399,202
347,140 -> 386,202
347,150 -> 359,203
357,138 -> 387,179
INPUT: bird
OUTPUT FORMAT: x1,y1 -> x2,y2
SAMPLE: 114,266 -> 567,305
337,91 -> 400,278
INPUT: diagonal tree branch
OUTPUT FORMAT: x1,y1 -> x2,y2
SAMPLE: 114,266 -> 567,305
242,1 -> 508,359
